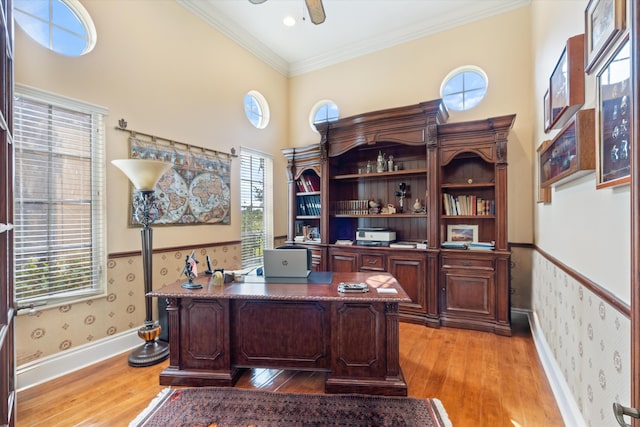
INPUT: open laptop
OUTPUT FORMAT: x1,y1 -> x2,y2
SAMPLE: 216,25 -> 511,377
263,248 -> 311,278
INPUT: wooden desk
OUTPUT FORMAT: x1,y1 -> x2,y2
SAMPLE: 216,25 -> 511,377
149,272 -> 411,396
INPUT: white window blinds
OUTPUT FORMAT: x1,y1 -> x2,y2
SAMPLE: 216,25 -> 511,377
240,148 -> 273,270
14,86 -> 107,304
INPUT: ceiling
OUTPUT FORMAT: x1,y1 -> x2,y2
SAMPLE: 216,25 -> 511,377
177,0 -> 530,77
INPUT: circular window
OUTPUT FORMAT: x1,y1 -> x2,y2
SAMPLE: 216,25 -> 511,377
244,90 -> 270,129
14,0 -> 97,56
309,100 -> 339,132
440,66 -> 488,111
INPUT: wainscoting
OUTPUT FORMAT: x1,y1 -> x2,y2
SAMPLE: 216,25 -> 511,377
531,249 -> 630,427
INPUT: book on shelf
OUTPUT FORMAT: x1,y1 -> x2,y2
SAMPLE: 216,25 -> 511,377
296,194 -> 321,216
467,241 -> 495,250
442,193 -> 494,216
297,174 -> 320,192
441,240 -> 468,249
389,241 -> 417,248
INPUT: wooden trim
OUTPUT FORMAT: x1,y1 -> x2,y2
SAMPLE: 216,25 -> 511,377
630,0 -> 640,419
535,246 -> 630,318
109,240 -> 241,259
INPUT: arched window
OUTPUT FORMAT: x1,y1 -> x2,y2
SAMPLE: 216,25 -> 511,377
14,0 -> 97,56
244,90 -> 270,129
440,66 -> 488,111
309,100 -> 339,132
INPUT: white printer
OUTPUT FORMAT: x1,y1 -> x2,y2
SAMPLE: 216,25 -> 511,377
356,228 -> 396,247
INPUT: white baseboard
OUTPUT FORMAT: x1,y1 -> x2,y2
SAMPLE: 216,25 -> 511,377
16,328 -> 140,392
517,308 -> 586,427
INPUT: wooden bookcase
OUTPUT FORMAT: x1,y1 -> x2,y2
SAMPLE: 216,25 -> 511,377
283,101 -> 516,335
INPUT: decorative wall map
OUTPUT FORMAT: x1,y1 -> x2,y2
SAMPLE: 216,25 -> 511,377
129,136 -> 232,225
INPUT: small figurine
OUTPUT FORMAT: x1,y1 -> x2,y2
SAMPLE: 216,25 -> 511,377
182,251 -> 202,289
413,198 -> 423,213
376,151 -> 386,173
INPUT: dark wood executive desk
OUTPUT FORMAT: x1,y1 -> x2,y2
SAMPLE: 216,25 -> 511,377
149,271 -> 411,396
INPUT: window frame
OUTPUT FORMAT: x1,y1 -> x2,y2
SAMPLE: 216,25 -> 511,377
309,99 -> 339,132
440,65 -> 489,112
243,90 -> 270,129
14,0 -> 97,56
239,147 -> 273,271
14,84 -> 108,307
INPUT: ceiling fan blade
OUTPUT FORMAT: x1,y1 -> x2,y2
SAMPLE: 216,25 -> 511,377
305,0 -> 326,25
248,0 -> 267,4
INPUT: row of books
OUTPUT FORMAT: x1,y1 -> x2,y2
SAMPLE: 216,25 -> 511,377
333,199 -> 369,215
296,174 -> 320,192
443,193 -> 494,216
297,194 -> 321,216
441,241 -> 495,250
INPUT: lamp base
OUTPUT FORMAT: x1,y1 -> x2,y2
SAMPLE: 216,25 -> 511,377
128,339 -> 169,367
128,321 -> 169,367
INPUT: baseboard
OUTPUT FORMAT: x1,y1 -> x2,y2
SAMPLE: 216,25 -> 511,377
518,308 -> 586,427
16,328 -> 140,392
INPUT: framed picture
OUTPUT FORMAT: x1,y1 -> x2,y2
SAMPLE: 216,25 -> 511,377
543,89 -> 551,132
585,0 -> 626,74
539,109 -> 595,188
536,141 -> 552,204
447,224 -> 478,243
549,34 -> 585,130
596,36 -> 631,189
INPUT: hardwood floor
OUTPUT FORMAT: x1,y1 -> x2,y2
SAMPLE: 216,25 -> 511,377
16,313 -> 564,426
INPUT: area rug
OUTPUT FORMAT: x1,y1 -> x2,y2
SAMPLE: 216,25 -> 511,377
130,387 -> 452,427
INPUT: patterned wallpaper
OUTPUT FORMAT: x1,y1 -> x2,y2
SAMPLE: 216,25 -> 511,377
532,250 -> 630,426
15,243 -> 243,367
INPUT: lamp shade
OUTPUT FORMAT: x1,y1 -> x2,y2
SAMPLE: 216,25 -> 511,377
111,159 -> 173,191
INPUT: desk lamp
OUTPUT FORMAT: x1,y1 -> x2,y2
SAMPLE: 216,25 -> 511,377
112,158 -> 173,367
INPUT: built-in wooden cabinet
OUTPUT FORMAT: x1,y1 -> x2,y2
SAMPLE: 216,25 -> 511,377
282,101 -> 515,335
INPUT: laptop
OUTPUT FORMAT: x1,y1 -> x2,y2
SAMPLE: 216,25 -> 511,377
263,249 -> 311,278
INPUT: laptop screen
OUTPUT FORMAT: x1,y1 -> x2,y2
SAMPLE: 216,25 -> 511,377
263,249 -> 311,278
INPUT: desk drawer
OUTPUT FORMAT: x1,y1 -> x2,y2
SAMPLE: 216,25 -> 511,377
442,256 -> 494,270
360,253 -> 386,271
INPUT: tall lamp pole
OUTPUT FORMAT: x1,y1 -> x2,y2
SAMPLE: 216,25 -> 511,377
112,159 -> 173,367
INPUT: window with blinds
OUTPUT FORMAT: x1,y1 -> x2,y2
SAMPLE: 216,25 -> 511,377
240,148 -> 273,270
14,86 -> 107,305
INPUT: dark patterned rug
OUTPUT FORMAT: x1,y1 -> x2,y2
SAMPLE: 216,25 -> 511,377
130,387 -> 452,427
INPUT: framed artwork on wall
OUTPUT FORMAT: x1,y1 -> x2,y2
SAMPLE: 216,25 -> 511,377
539,109 -> 595,188
596,36 -> 631,189
585,0 -> 626,74
549,34 -> 585,130
536,140 -> 552,204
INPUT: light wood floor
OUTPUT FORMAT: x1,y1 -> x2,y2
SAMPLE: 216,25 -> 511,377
16,314 -> 564,426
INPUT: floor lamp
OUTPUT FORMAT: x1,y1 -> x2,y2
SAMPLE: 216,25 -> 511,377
112,158 -> 173,367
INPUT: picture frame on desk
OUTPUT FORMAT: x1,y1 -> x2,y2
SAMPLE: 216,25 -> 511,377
596,36 -> 631,189
447,224 -> 478,243
549,34 -> 585,130
585,0 -> 626,74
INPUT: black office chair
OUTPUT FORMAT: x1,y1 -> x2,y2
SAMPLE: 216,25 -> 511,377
276,245 -> 313,271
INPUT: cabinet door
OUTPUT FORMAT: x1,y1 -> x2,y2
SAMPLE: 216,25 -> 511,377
441,269 -> 495,320
389,255 -> 426,315
328,249 -> 358,272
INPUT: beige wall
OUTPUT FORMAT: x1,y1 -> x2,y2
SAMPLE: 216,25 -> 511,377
289,7 -> 535,245
14,0 -> 289,368
15,0 -> 291,253
532,0 -> 630,303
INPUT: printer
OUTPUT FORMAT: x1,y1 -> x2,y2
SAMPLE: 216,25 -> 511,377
356,228 -> 396,247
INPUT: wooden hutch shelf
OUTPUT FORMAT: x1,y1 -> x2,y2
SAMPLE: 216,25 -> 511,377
282,100 -> 515,335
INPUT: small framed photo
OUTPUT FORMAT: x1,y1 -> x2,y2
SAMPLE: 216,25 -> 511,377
447,224 -> 478,243
585,0 -> 626,74
596,36 -> 631,189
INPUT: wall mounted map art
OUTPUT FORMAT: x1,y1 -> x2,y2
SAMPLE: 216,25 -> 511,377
129,135 -> 232,225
